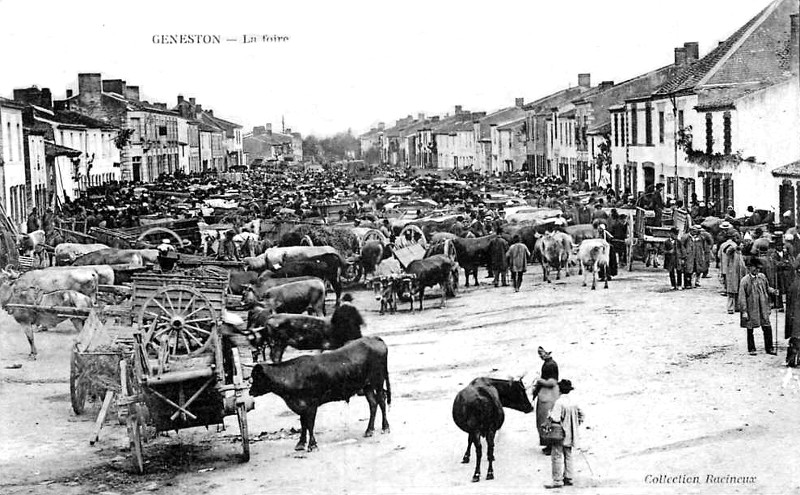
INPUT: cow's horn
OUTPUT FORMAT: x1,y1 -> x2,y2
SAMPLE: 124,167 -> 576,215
251,326 -> 265,333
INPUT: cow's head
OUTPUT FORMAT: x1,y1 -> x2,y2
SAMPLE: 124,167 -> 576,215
0,268 -> 20,306
502,377 -> 534,413
241,285 -> 258,308
372,278 -> 387,301
249,363 -> 274,397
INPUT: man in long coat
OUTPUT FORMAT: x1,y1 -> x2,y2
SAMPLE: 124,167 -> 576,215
488,231 -> 509,287
506,235 -> 531,292
720,237 -> 747,314
772,235 -> 795,311
681,225 -> 708,289
739,258 -> 777,355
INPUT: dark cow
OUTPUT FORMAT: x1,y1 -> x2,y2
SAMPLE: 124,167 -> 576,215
359,241 -> 393,277
405,254 -> 456,310
242,278 -> 326,315
245,308 -> 333,362
535,232 -> 572,283
249,336 -> 391,451
452,377 -> 533,482
269,253 -> 346,306
788,337 -> 800,368
426,236 -> 492,287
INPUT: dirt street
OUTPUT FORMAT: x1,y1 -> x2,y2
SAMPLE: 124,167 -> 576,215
1,265 -> 798,495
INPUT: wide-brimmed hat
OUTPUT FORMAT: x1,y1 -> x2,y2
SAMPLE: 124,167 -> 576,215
558,379 -> 574,393
537,346 -> 552,358
720,221 -> 732,229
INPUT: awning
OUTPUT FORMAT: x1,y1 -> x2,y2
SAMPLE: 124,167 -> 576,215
45,141 -> 82,158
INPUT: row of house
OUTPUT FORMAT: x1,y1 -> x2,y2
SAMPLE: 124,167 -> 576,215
0,73 -> 246,230
362,0 -> 800,218
242,123 -> 303,166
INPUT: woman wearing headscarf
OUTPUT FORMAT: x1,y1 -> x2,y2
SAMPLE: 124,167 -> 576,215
533,346 -> 560,455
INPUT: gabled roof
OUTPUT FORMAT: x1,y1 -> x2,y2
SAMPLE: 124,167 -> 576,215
476,107 -> 527,140
0,97 -> 25,110
524,85 -> 591,116
497,117 -> 526,131
653,0 -> 792,97
244,132 -> 294,145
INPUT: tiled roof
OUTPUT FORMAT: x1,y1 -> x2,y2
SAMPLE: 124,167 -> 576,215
652,0 -> 781,96
476,107 -> 527,140
45,141 -> 82,158
524,86 -> 590,114
244,132 -> 293,145
772,159 -> 800,177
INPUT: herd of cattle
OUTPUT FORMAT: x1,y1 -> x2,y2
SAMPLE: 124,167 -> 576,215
2,224 -> 611,482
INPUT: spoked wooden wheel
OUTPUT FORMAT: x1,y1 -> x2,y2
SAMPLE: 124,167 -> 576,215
237,402 -> 250,462
138,286 -> 218,362
446,268 -> 459,297
127,403 -> 145,474
70,347 -> 87,415
361,229 -> 388,245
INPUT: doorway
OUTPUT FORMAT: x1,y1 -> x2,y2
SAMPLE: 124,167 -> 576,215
643,164 -> 655,191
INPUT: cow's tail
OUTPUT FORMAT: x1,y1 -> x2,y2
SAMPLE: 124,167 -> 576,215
384,356 -> 392,407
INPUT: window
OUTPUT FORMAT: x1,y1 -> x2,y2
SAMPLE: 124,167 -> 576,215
677,110 -> 684,131
705,113 -> 713,154
6,123 -> 11,160
723,111 -> 732,155
16,123 -> 22,160
630,104 -> 638,145
658,111 -> 665,144
159,125 -> 167,137
645,103 -> 653,145
614,114 -> 619,147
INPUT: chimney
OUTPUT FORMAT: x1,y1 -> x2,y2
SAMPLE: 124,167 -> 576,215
418,113 -> 425,121
77,73 -> 102,106
13,87 -> 53,108
285,127 -> 292,134
177,95 -> 184,105
471,111 -> 487,120
791,14 -> 799,75
102,79 -> 126,96
578,73 -> 591,88
189,97 -> 196,105
431,116 -> 440,122
515,97 -> 525,108
684,42 -> 699,63
266,123 -> 272,136
66,89 -> 73,98
207,109 -> 214,117
253,126 -> 266,135
599,80 -> 615,91
674,47 -> 687,66
378,122 -> 385,130
125,85 -> 140,101
455,105 -> 463,115
195,104 -> 203,117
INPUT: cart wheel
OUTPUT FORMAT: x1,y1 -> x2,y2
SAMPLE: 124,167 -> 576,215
299,235 -> 314,246
127,405 -> 145,474
446,268 -> 459,297
341,262 -> 363,286
70,347 -> 87,415
237,402 -> 250,462
138,285 -> 218,362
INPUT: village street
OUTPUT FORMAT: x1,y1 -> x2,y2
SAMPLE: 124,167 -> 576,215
1,265 -> 798,495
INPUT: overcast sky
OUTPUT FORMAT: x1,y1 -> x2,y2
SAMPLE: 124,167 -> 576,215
0,0 -> 770,137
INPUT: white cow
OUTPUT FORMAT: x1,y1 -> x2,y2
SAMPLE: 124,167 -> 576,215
577,239 -> 610,290
54,243 -> 110,266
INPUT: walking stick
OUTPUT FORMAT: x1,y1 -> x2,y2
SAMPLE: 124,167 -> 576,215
579,448 -> 595,477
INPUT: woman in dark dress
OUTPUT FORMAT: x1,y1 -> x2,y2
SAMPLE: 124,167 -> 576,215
533,346 -> 560,454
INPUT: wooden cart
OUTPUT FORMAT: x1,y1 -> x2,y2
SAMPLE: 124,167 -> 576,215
116,269 -> 253,473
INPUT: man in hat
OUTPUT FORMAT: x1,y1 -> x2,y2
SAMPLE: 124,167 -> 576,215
739,258 -> 778,355
781,210 -> 795,231
720,235 -> 747,314
506,234 -> 531,292
533,346 -> 559,455
664,227 -> 683,290
771,232 -> 795,311
651,183 -> 665,227
157,238 -> 178,271
218,230 -> 240,261
699,226 -> 714,278
681,225 -> 708,288
544,379 -> 584,489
